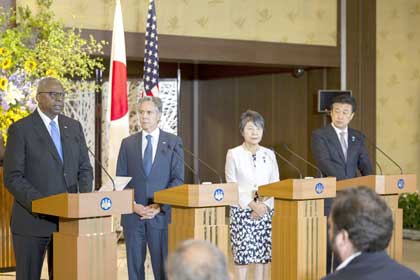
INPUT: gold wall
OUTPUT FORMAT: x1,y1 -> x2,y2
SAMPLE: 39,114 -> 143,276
377,1 -> 420,185
18,0 -> 336,46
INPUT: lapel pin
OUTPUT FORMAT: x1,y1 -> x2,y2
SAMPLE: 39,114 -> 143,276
351,136 -> 356,142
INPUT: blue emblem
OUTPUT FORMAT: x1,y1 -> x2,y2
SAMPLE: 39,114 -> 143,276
315,183 -> 324,194
397,179 -> 405,190
100,197 -> 112,211
214,188 -> 224,201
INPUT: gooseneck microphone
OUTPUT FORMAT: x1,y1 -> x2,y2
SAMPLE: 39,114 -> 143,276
87,147 -> 116,191
183,147 -> 223,184
270,147 -> 303,179
283,144 -> 323,178
165,142 -> 201,184
364,137 -> 403,175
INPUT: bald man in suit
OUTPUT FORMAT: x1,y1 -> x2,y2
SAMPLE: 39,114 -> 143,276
3,77 -> 93,280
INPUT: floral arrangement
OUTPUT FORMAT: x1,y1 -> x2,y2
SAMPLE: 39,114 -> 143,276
0,0 -> 106,143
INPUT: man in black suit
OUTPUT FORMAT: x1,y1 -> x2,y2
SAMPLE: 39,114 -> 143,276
3,77 -> 93,280
322,187 -> 419,280
116,96 -> 184,280
311,94 -> 373,272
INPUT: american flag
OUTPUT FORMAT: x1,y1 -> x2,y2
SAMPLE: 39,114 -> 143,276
142,0 -> 159,96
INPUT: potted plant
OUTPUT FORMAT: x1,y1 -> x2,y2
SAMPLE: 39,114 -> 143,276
399,192 -> 420,240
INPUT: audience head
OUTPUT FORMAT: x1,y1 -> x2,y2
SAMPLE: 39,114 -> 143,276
138,96 -> 162,133
329,187 -> 393,262
239,110 -> 265,146
36,77 -> 66,119
167,240 -> 230,280
330,94 -> 356,129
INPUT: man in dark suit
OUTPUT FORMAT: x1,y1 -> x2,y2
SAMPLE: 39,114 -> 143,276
116,96 -> 184,280
322,187 -> 419,280
3,77 -> 93,280
311,94 -> 373,272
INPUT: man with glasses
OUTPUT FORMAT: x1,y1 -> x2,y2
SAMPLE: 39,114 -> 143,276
311,94 -> 373,273
3,77 -> 93,280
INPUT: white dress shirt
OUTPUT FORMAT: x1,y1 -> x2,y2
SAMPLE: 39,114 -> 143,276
142,128 -> 160,163
225,144 -> 280,210
37,107 -> 60,137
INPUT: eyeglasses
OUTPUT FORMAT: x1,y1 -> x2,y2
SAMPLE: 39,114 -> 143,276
38,91 -> 66,99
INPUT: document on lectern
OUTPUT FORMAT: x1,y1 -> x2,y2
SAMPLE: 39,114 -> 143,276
99,176 -> 132,192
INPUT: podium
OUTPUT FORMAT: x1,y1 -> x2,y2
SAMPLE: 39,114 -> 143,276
32,190 -> 133,280
336,174 -> 417,262
154,183 -> 238,256
259,177 -> 336,280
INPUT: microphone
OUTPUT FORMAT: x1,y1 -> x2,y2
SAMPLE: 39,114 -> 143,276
164,142 -> 201,184
183,147 -> 223,184
87,146 -> 116,191
363,137 -> 402,175
269,147 -> 302,179
283,144 -> 323,178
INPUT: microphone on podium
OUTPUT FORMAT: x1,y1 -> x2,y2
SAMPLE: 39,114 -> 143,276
163,142 -> 201,184
364,137 -> 403,175
269,147 -> 303,179
183,147 -> 223,184
283,144 -> 323,178
87,147 -> 116,191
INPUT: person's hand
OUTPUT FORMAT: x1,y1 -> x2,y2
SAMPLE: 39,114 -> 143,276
140,203 -> 161,220
133,202 -> 148,217
251,201 -> 269,218
250,211 -> 260,220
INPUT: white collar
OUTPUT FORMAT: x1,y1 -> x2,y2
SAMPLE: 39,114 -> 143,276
336,251 -> 361,271
37,107 -> 59,133
331,123 -> 348,135
142,127 -> 160,140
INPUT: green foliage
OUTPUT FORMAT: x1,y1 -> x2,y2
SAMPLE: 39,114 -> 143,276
0,0 -> 107,92
399,192 -> 420,230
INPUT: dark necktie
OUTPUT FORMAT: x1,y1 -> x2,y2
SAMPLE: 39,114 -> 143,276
50,120 -> 63,161
143,134 -> 153,176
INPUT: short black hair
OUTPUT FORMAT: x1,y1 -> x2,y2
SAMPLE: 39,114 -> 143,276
331,187 -> 393,252
331,94 -> 357,113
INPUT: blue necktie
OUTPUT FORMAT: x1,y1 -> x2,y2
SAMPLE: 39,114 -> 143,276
143,135 -> 153,176
50,120 -> 63,161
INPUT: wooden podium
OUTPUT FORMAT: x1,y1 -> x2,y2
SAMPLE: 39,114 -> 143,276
336,174 -> 417,262
32,190 -> 133,280
0,167 -> 15,271
259,177 -> 336,280
154,183 -> 238,256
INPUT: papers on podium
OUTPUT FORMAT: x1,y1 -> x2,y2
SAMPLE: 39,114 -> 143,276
99,176 -> 131,192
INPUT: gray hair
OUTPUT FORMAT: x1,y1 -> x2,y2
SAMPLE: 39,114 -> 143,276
166,240 -> 230,280
239,110 -> 265,134
139,96 -> 163,113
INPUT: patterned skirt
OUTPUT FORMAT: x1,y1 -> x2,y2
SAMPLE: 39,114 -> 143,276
229,206 -> 273,265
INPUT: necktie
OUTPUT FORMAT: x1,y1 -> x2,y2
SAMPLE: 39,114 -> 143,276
50,120 -> 63,161
339,131 -> 348,161
143,134 -> 153,176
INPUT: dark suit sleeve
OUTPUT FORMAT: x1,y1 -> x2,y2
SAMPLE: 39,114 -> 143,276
76,121 -> 93,192
168,137 -> 184,188
357,135 -> 373,176
3,124 -> 43,211
311,130 -> 345,178
116,139 -> 128,177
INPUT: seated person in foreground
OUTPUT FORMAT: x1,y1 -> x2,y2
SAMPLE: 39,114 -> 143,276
322,186 -> 420,280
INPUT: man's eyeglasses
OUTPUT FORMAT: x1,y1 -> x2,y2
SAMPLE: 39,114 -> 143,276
38,91 -> 66,99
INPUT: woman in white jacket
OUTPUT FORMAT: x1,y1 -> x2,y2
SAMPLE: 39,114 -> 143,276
225,110 -> 279,280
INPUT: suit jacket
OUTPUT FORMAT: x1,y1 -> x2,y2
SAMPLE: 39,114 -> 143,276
3,110 -> 93,237
116,129 -> 184,230
322,251 -> 420,280
312,124 -> 373,181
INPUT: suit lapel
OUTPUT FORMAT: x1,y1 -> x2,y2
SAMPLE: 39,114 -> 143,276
59,116 -> 72,168
347,128 -> 358,162
31,111 -> 63,165
327,124 -> 346,163
136,132 -> 146,176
